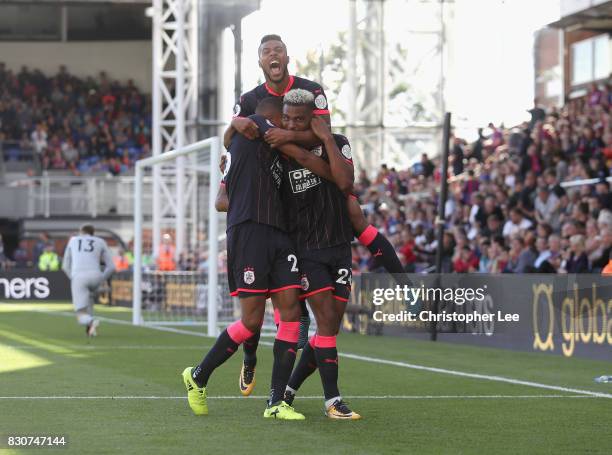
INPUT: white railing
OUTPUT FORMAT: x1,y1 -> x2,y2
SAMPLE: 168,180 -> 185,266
560,176 -> 612,188
7,174 -> 196,218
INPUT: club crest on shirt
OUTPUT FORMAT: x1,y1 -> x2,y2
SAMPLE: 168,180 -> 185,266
300,274 -> 309,291
243,267 -> 255,285
311,145 -> 323,157
314,94 -> 327,110
233,104 -> 241,115
341,144 -> 352,160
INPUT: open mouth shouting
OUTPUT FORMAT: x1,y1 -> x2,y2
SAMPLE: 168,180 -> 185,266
268,59 -> 283,79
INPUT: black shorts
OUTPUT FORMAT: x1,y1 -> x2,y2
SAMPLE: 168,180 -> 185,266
298,243 -> 352,302
227,221 -> 301,298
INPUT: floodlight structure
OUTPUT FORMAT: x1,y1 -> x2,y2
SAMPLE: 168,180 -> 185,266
151,0 -> 199,260
347,0 -> 448,169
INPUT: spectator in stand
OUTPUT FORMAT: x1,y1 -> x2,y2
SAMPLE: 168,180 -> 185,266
576,126 -> 604,162
476,196 -> 504,230
421,153 -> 435,178
595,180 -> 612,210
487,237 -> 507,273
587,82 -> 603,107
13,240 -> 30,268
528,98 -> 546,129
503,207 -> 532,238
462,170 -> 479,204
31,122 -> 47,155
156,233 -> 176,271
453,245 -> 478,273
534,186 -> 560,231
38,243 -> 60,271
33,232 -> 50,264
451,136 -> 465,176
565,234 -> 589,273
0,235 -> 8,270
113,248 -> 130,272
478,239 -> 491,273
399,229 -> 416,272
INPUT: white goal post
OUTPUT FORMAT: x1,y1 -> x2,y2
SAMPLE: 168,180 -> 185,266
132,136 -> 221,337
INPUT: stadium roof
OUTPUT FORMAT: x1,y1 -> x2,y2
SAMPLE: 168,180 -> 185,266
548,0 -> 612,31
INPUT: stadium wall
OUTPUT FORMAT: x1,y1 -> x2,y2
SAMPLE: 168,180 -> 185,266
354,274 -> 611,361
0,41 -> 152,92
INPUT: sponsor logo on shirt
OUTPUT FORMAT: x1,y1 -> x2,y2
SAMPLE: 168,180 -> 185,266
288,168 -> 321,193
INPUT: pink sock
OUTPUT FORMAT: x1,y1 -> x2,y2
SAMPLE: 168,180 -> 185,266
276,321 -> 300,343
227,320 -> 254,344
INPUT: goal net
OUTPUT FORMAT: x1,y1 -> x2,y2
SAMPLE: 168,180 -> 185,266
130,137 -> 230,336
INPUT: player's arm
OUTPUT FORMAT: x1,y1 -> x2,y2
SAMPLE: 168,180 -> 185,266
215,154 -> 229,212
223,97 -> 259,148
277,143 -> 334,182
100,241 -> 116,280
311,117 -> 354,194
61,239 -> 72,279
264,127 -> 321,149
215,183 -> 229,212
248,114 -> 336,183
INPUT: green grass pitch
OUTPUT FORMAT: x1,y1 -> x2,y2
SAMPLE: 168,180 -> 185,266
0,303 -> 610,454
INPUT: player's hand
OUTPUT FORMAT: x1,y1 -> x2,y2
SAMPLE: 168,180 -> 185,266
310,116 -> 332,141
264,128 -> 293,148
232,117 -> 260,140
219,154 -> 227,174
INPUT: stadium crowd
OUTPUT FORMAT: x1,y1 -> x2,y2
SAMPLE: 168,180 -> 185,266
0,63 -> 151,175
352,87 -> 612,274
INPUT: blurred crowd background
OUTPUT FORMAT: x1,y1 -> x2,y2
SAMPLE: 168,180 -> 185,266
0,63 -> 151,176
351,85 -> 612,274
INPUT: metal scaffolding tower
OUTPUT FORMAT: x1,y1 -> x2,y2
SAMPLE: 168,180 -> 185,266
347,0 -> 447,169
151,0 -> 199,259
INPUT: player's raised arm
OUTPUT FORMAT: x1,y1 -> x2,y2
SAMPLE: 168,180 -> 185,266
310,117 -> 354,194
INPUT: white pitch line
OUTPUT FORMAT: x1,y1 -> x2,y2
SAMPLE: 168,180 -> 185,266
1,345 -> 207,350
0,395 -> 599,400
28,309 -> 612,400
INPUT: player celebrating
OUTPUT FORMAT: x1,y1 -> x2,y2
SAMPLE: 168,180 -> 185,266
226,33 -> 409,398
229,90 -> 360,418
227,34 -> 406,284
61,224 -> 115,337
278,89 -> 361,419
181,108 -> 305,421
224,34 -> 330,149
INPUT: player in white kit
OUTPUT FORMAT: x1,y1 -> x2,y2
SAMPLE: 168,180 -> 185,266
61,225 -> 115,337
